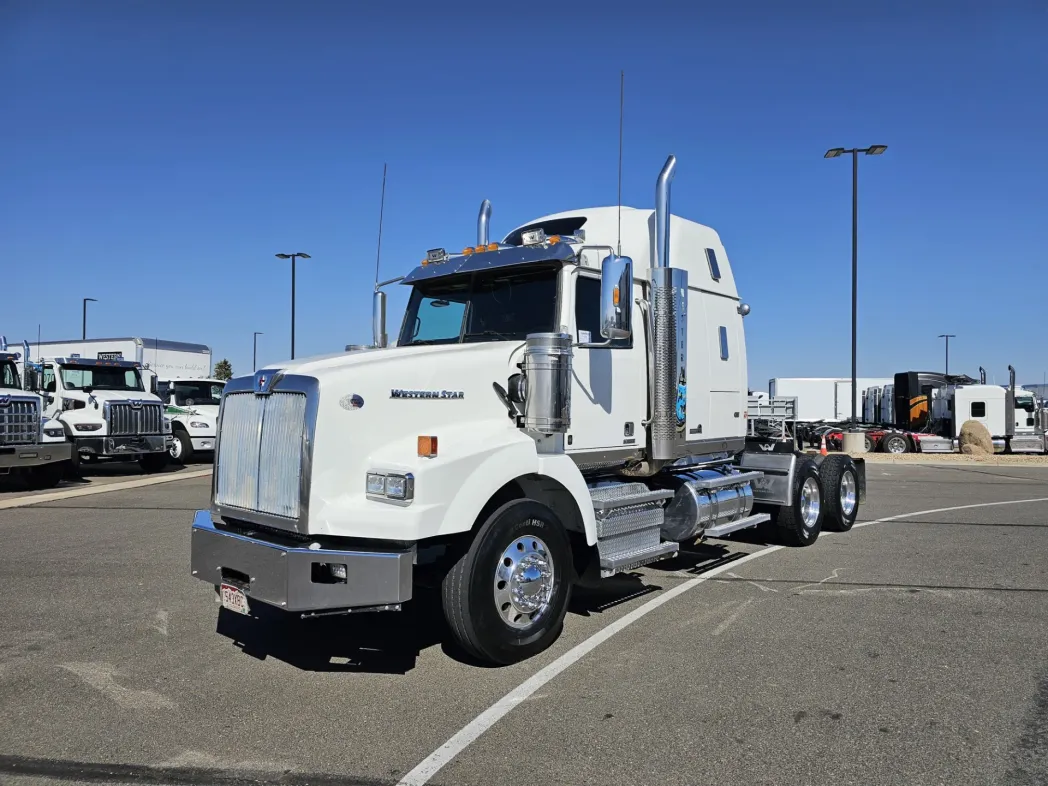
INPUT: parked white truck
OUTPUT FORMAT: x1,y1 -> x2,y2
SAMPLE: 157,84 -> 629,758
22,355 -> 172,472
0,338 -> 73,488
156,377 -> 225,463
32,338 -> 211,378
190,156 -> 868,664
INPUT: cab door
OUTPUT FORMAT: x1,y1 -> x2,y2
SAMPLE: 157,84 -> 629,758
565,269 -> 647,458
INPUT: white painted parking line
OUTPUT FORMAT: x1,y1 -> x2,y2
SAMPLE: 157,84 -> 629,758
0,469 -> 213,510
396,495 -> 1048,786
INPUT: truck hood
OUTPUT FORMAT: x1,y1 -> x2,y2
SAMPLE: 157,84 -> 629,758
63,390 -> 161,407
250,341 -> 533,535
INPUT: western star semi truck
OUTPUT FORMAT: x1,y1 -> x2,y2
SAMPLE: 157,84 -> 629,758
190,156 -> 868,665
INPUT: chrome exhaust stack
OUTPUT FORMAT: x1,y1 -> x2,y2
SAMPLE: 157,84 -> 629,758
979,366 -> 986,384
648,155 -> 688,461
477,200 -> 492,247
372,291 -> 387,348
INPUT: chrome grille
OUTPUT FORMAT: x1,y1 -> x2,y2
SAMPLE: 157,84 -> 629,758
106,401 -> 164,435
0,398 -> 40,446
214,391 -> 307,522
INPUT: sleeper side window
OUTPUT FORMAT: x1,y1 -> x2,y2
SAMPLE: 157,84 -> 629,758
971,401 -> 986,418
706,248 -> 722,281
719,326 -> 729,360
575,275 -> 630,348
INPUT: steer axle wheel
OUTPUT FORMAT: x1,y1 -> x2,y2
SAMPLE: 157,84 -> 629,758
169,429 -> 193,465
138,452 -> 169,474
441,499 -> 573,665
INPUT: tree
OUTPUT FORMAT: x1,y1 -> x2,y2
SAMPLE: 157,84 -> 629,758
213,359 -> 233,380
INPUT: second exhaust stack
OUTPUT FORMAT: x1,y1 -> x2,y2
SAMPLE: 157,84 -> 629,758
649,155 -> 689,461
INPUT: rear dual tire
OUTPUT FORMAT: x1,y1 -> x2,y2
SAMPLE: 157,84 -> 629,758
820,454 -> 860,532
774,459 -> 824,547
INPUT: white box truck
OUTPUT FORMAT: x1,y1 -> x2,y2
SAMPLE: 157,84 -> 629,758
769,377 -> 892,422
190,156 -> 870,665
33,338 -> 211,378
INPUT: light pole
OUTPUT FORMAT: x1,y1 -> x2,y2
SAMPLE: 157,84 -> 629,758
275,253 -> 310,359
824,144 -> 887,446
253,331 -> 263,372
939,334 -> 955,376
82,298 -> 97,340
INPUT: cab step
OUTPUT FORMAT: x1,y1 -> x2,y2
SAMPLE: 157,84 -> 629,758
589,482 -> 677,577
702,512 -> 771,539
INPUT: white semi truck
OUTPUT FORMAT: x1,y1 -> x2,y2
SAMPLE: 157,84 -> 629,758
21,355 -> 172,472
190,156 -> 868,664
0,338 -> 73,488
156,377 -> 226,463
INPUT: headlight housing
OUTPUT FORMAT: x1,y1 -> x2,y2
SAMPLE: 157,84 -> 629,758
44,427 -> 65,438
73,423 -> 102,432
189,421 -> 209,429
163,417 -> 173,433
366,471 -> 414,504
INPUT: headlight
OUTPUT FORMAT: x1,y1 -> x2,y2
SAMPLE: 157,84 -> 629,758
366,471 -> 414,503
44,427 -> 65,438
73,423 -> 102,432
189,421 -> 209,429
163,418 -> 173,433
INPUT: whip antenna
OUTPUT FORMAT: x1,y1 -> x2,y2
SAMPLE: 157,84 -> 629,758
617,70 -> 624,256
374,163 -> 387,287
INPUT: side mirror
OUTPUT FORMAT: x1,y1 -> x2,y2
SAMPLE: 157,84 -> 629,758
24,368 -> 38,392
150,377 -> 158,396
600,254 -> 633,340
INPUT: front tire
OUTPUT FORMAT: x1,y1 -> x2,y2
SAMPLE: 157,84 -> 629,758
820,455 -> 860,532
169,430 -> 193,465
138,452 -> 168,473
775,458 -> 824,547
882,432 -> 910,454
441,499 -> 573,665
25,462 -> 65,490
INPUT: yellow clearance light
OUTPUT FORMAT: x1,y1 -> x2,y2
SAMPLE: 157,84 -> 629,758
548,235 -> 561,244
418,435 -> 438,458
486,243 -> 498,251
462,247 -> 475,256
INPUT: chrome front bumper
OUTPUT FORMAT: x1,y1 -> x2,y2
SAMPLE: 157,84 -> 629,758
189,511 -> 414,613
76,435 -> 168,457
0,442 -> 73,469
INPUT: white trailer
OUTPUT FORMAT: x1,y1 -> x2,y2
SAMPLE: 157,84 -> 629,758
190,155 -> 869,665
769,377 -> 892,422
0,337 -> 73,488
33,338 -> 211,378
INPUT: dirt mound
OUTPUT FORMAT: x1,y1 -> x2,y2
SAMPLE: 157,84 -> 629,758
959,420 -> 994,456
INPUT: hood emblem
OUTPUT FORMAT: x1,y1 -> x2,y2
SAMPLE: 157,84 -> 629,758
253,370 -> 283,396
339,394 -> 365,411
0,396 -> 10,407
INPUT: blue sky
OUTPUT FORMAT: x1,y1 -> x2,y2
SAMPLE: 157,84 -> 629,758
3,1 -> 1046,389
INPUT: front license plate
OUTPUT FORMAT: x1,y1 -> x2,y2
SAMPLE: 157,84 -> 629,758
220,583 -> 250,615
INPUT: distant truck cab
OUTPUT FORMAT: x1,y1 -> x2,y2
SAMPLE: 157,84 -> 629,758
155,377 -> 226,463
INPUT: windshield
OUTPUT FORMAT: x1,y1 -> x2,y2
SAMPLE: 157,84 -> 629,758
398,264 -> 560,346
1,361 -> 19,389
60,364 -> 144,392
171,380 -> 224,407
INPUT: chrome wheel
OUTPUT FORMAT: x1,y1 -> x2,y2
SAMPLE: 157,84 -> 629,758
885,435 -> 907,454
840,470 -> 857,517
799,476 -> 821,528
493,533 -> 554,630
169,436 -> 182,459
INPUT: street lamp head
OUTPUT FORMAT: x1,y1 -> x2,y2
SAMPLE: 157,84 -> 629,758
296,253 -> 311,259
865,145 -> 888,155
275,253 -> 291,259
824,148 -> 845,158
84,297 -> 97,303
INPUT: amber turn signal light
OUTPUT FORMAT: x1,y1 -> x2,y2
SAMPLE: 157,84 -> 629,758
418,435 -> 438,458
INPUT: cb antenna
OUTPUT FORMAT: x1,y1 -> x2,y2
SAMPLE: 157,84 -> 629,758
374,162 -> 387,288
617,70 -> 624,256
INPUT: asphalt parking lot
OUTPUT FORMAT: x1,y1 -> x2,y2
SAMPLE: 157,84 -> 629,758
1,463 -> 1046,786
